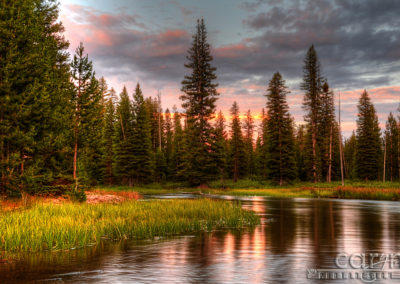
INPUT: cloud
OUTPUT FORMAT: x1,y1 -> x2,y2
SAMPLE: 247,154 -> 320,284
62,4 -> 191,85
236,0 -> 400,90
60,1 -> 399,137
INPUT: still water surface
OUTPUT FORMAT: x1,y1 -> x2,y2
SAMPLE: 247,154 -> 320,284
2,195 -> 400,283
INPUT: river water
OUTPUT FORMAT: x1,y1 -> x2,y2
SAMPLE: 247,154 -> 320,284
2,195 -> 400,283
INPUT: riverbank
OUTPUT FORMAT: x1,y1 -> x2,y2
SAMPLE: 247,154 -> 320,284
96,180 -> 400,201
0,199 -> 259,253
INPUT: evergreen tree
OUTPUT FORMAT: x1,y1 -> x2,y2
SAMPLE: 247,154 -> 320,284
255,108 -> 269,180
132,83 -> 154,183
70,43 -> 101,184
295,125 -> 307,181
384,113 -> 399,181
164,108 -> 173,180
301,45 -> 324,182
180,19 -> 219,185
0,0 -> 72,193
102,88 -> 117,186
319,82 -> 336,182
265,72 -> 296,185
115,86 -> 135,186
344,132 -> 357,179
229,102 -> 246,182
171,107 -> 186,181
355,90 -> 382,181
214,110 -> 228,184
243,110 -> 255,177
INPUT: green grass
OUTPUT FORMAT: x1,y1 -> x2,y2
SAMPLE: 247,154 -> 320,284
0,199 -> 259,252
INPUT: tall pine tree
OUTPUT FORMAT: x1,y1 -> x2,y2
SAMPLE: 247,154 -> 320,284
132,83 -> 154,184
265,72 -> 296,185
115,86 -> 135,186
229,102 -> 246,182
301,45 -> 324,183
384,113 -> 399,181
355,90 -> 381,181
180,19 -> 219,185
70,43 -> 100,184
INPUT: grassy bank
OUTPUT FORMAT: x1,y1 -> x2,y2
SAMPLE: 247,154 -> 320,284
96,180 -> 400,201
0,199 -> 259,252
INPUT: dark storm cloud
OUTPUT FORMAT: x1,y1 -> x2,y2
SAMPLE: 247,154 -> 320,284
231,0 -> 400,89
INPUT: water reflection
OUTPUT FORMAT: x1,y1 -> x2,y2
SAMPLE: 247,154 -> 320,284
2,198 -> 400,283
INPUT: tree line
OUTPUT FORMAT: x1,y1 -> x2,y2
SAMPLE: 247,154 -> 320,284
1,1 -> 399,195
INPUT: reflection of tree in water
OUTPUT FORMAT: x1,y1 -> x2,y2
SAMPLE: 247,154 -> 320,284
267,199 -> 297,254
308,200 -> 343,268
0,240 -> 128,282
388,208 -> 400,251
359,204 -> 383,252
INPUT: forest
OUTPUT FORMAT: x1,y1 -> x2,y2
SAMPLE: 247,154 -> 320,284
1,0 -> 399,199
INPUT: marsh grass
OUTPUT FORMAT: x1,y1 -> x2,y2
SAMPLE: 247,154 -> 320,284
0,199 -> 259,252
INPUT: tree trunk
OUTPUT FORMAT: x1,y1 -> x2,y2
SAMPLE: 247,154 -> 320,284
234,158 -> 238,183
390,138 -> 393,182
312,120 -> 317,183
73,131 -> 78,180
327,125 -> 333,183
383,138 -> 386,183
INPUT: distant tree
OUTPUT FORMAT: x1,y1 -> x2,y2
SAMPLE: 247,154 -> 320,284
171,107 -> 186,181
243,110 -> 255,177
229,102 -> 246,182
102,88 -> 117,186
301,45 -> 324,183
344,131 -> 357,179
384,113 -> 399,181
255,108 -> 269,180
164,108 -> 173,180
115,86 -> 135,186
319,82 -> 337,182
70,43 -> 100,184
180,19 -> 219,185
295,125 -> 307,181
132,83 -> 154,183
355,90 -> 382,181
213,110 -> 228,184
265,72 -> 296,185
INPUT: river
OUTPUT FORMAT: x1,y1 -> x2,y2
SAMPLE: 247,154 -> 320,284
2,195 -> 400,283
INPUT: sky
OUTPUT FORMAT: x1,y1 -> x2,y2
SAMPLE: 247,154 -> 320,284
59,0 -> 400,137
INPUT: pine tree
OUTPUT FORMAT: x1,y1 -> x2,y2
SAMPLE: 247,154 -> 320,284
344,132 -> 357,180
102,88 -> 116,186
214,110 -> 228,184
115,86 -> 135,186
164,108 -> 174,180
229,102 -> 246,182
319,82 -> 336,182
70,43 -> 101,185
132,83 -> 154,183
180,19 -> 219,185
301,45 -> 324,182
355,90 -> 382,181
171,107 -> 186,181
384,113 -> 399,181
0,0 -> 72,193
295,125 -> 307,181
265,72 -> 296,185
256,108 -> 269,180
243,110 -> 255,178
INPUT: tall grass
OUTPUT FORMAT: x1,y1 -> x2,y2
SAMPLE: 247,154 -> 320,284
0,199 -> 259,252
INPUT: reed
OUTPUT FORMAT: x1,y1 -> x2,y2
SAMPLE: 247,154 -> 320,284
0,199 -> 259,252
